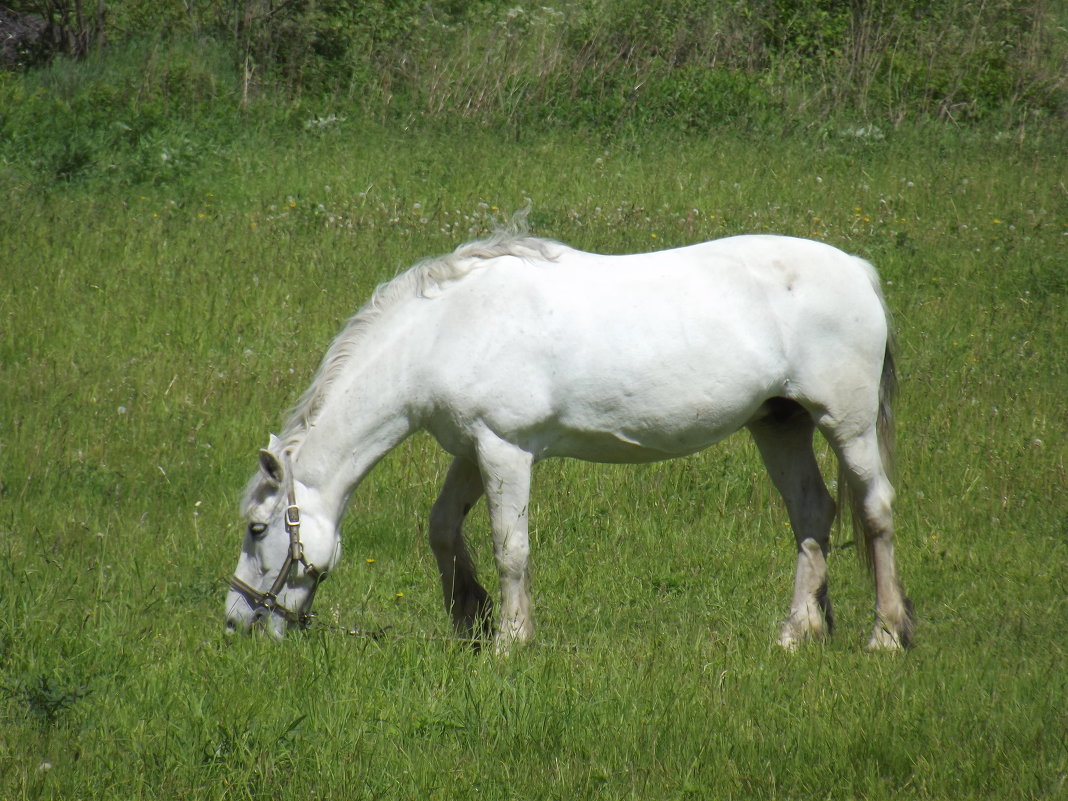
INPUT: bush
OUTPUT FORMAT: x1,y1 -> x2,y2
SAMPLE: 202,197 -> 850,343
231,0 -> 1064,127
0,0 -> 1064,189
0,36 -> 242,183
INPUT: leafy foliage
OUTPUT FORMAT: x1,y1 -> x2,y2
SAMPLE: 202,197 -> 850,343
3,0 -> 1064,135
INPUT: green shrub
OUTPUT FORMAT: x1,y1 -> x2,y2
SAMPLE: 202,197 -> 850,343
0,36 -> 245,184
0,0 -> 1064,189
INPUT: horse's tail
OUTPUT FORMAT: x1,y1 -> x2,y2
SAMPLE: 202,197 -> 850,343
838,301 -> 897,573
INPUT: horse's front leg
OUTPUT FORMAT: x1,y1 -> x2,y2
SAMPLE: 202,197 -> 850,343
429,456 -> 492,642
476,434 -> 535,654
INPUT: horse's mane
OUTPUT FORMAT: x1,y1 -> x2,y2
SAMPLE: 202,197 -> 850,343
277,230 -> 565,445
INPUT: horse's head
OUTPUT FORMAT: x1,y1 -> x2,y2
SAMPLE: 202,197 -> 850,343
224,437 -> 340,638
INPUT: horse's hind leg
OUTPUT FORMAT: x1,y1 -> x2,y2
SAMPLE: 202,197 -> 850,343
748,401 -> 837,649
429,456 -> 492,642
826,426 -> 913,650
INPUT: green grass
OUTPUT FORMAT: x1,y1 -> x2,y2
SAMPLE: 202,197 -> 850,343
1,122 -> 1065,799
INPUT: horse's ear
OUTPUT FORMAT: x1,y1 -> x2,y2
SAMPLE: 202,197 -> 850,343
258,449 -> 284,486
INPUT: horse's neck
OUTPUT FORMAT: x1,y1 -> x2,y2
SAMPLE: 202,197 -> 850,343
290,340 -> 417,523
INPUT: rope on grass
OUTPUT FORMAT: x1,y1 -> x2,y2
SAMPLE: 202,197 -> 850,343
307,618 -> 601,651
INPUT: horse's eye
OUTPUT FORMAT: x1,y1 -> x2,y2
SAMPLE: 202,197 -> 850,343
248,522 -> 268,539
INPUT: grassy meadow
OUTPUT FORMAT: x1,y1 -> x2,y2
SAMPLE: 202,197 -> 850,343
2,111 -> 1066,798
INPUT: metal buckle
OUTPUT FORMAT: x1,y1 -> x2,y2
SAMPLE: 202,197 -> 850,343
285,504 -> 301,529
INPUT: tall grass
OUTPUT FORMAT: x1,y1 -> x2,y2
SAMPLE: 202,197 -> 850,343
336,0 -> 1066,128
2,1 -> 1065,191
1,117 -> 1065,798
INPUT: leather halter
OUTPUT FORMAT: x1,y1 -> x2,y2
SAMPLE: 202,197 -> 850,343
228,452 -> 328,629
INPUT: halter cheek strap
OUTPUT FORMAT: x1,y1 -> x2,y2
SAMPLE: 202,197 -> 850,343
228,451 -> 328,628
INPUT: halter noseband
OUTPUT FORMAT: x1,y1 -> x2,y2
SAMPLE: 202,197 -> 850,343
228,452 -> 328,629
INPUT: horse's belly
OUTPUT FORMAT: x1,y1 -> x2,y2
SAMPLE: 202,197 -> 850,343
426,353 -> 776,465
539,372 -> 770,463
539,418 -> 740,464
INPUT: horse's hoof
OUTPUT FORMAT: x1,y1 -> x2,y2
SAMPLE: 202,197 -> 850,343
867,629 -> 907,651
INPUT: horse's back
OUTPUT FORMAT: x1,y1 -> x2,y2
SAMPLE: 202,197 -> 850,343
417,235 -> 889,461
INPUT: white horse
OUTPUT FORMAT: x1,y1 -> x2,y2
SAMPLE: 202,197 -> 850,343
225,232 -> 914,651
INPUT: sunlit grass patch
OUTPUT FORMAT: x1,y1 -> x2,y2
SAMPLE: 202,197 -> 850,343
1,123 -> 1064,800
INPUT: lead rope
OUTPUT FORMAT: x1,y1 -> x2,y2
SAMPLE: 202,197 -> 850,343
300,610 -> 602,651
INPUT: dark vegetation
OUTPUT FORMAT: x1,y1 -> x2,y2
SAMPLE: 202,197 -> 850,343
1,0 -> 1065,186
